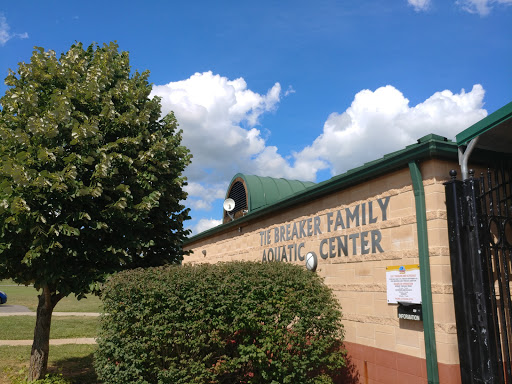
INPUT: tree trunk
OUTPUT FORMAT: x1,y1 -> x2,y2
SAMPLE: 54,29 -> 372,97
28,285 -> 63,381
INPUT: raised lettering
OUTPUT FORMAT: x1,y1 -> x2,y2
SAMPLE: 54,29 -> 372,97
329,237 -> 336,258
378,196 -> 390,221
314,216 -> 322,235
307,218 -> 313,237
371,230 -> 384,253
368,201 -> 378,224
319,239 -> 329,259
298,242 -> 305,261
349,233 -> 359,255
361,231 -> 370,254
268,247 -> 274,262
337,235 -> 348,256
326,212 -> 334,232
299,220 -> 307,238
335,210 -> 345,230
288,244 -> 295,261
346,205 -> 360,228
291,223 -> 299,240
280,226 -> 286,243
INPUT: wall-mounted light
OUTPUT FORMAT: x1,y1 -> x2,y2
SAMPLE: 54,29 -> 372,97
306,251 -> 318,272
202,250 -> 207,257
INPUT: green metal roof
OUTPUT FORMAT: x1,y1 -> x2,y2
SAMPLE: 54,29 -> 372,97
185,133 -> 463,244
456,101 -> 512,152
229,173 -> 316,212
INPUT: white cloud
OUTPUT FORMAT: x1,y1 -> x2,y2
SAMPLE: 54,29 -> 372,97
407,0 -> 512,15
407,0 -> 431,11
191,218 -> 223,234
152,72 -> 488,233
184,182 -> 226,211
152,72 -> 321,184
0,14 -> 28,46
152,72 -> 315,221
284,86 -> 296,97
293,84 -> 487,176
152,71 -> 281,184
456,0 -> 512,15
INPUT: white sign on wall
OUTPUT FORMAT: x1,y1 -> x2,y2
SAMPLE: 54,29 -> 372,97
386,265 -> 421,304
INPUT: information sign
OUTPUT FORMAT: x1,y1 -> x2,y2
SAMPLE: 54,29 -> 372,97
386,265 -> 421,304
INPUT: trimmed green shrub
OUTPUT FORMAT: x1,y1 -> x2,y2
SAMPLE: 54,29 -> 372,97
95,261 -> 345,384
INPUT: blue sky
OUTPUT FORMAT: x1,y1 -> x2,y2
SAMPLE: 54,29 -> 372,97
1,0 -> 511,234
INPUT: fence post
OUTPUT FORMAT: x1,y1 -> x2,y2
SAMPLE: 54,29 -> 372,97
444,170 -> 501,383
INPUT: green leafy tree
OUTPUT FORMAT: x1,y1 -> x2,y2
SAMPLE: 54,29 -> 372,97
0,42 -> 191,380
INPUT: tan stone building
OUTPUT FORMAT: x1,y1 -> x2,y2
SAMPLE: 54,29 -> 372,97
184,101 -> 512,384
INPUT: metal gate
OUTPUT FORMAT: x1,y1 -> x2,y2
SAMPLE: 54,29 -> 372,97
445,161 -> 512,383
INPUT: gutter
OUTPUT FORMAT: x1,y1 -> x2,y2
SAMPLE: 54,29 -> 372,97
185,138 -> 458,245
408,161 -> 439,384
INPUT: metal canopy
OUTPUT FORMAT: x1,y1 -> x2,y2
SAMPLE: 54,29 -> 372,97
226,173 -> 316,213
456,101 -> 512,153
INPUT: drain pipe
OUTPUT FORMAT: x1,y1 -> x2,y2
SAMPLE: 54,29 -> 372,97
408,161 -> 440,384
459,137 -> 479,180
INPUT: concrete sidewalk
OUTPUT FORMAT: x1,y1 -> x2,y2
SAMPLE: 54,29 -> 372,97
0,338 -> 97,346
0,308 -> 100,346
0,311 -> 100,317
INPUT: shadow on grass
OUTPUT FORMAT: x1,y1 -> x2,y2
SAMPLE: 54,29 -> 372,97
44,347 -> 358,384
48,353 -> 98,384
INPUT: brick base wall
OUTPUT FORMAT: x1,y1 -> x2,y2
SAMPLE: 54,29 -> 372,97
340,341 -> 461,384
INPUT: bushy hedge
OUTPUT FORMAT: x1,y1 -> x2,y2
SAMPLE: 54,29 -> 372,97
95,261 -> 345,384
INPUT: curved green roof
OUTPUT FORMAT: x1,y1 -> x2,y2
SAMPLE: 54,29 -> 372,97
228,173 -> 316,212
186,134 -> 460,243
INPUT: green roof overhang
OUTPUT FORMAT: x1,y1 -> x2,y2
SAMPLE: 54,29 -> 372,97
184,134 -> 459,245
456,101 -> 512,153
228,173 -> 316,212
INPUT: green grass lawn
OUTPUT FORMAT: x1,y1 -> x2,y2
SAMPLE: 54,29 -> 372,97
0,281 -> 102,383
0,316 -> 99,340
0,280 -> 102,313
0,345 -> 97,384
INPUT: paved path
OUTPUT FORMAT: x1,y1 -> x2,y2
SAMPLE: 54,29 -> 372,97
0,304 -> 100,316
0,338 -> 97,346
0,307 -> 100,345
0,304 -> 32,313
0,311 -> 100,317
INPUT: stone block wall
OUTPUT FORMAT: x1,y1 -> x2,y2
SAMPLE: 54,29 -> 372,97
184,158 -> 461,383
